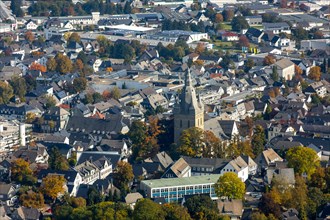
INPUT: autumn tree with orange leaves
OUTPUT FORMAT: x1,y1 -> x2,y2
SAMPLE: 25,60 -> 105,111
30,62 -> 47,72
128,116 -> 163,161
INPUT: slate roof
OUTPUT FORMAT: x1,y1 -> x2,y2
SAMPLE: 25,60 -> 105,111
66,115 -> 127,135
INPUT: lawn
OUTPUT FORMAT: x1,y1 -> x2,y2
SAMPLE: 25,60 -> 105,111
221,22 -> 232,31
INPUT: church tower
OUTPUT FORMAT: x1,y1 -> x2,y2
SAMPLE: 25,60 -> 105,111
173,68 -> 204,144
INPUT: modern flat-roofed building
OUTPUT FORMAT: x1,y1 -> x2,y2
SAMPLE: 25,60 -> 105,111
140,174 -> 221,203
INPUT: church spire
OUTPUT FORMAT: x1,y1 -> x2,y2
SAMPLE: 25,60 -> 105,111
185,68 -> 192,87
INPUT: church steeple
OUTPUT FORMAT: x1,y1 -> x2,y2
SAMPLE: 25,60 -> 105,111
173,68 -> 204,143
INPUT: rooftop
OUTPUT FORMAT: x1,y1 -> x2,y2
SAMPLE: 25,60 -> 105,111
141,174 -> 221,188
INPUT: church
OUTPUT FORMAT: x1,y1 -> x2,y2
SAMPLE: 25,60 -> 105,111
173,69 -> 204,144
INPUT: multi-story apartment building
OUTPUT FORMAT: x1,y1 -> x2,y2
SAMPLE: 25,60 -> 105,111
0,121 -> 31,155
140,174 -> 221,203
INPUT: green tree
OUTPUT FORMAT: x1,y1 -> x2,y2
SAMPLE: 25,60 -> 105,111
184,194 -> 219,220
110,87 -> 121,100
231,16 -> 249,32
45,95 -> 56,109
73,77 -> 87,93
178,127 -> 204,157
162,203 -> 192,220
10,76 -> 27,100
133,199 -> 165,220
11,0 -> 24,17
286,146 -> 320,178
48,147 -> 69,171
249,212 -> 268,220
214,172 -> 245,199
271,66 -> 279,81
0,81 -> 14,104
87,187 -> 103,206
251,125 -> 266,156
222,9 -> 234,22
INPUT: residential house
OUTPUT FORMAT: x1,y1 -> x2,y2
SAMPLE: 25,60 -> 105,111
255,148 -> 283,170
41,107 -> 70,132
217,199 -> 243,220
74,156 -> 112,185
0,183 -> 16,206
145,151 -> 173,170
245,28 -> 264,43
25,19 -> 38,30
221,156 -> 249,182
245,15 -> 262,26
182,156 -> 230,176
263,22 -> 291,35
304,81 -> 328,98
13,146 -> 49,164
11,206 -> 40,220
274,59 -> 295,80
220,32 -> 239,42
161,158 -> 191,178
125,192 -> 143,209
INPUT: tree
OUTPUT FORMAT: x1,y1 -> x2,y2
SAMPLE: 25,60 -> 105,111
0,81 -> 14,104
214,172 -> 245,199
110,87 -> 121,100
86,187 -> 103,206
48,147 -> 69,171
40,174 -> 66,200
133,199 -> 165,220
178,127 -> 204,157
231,16 -> 249,32
195,43 -> 205,54
73,77 -> 87,93
30,62 -> 47,72
45,95 -> 56,109
184,194 -> 219,220
11,158 -> 36,185
162,203 -> 192,220
245,58 -> 255,72
222,9 -> 234,22
19,190 -> 45,208
308,66 -> 321,81
309,167 -> 327,191
113,161 -> 133,192
249,212 -> 268,220
263,55 -> 276,66
10,76 -> 27,100
286,146 -> 320,178
237,35 -> 250,48
251,125 -> 266,156
74,59 -> 84,72
46,57 -> 57,72
214,13 -> 224,23
259,192 -> 282,218
55,53 -> 73,74
11,0 -> 24,17
271,66 -> 279,81
313,30 -> 324,39
24,31 -> 35,43
68,32 -> 81,43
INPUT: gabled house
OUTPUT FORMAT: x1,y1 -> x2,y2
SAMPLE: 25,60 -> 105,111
182,156 -> 230,176
25,19 -> 38,30
41,107 -> 70,132
0,183 -> 16,206
161,158 -> 191,178
245,28 -> 264,43
255,148 -> 283,170
221,156 -> 249,182
11,206 -> 40,220
263,22 -> 291,35
13,146 -> 49,164
217,199 -> 244,219
274,59 -> 295,80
